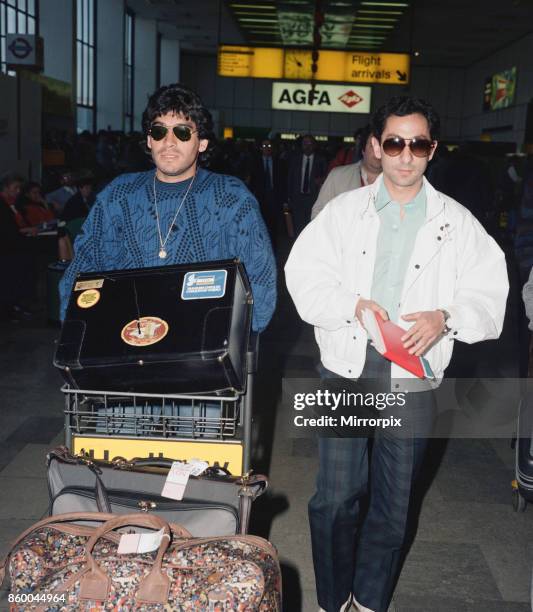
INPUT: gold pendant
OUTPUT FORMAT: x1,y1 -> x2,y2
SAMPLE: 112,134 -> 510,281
159,249 -> 167,259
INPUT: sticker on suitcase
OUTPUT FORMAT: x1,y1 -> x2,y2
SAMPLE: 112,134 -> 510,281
74,278 -> 104,291
181,270 -> 227,300
121,316 -> 169,346
77,289 -> 100,309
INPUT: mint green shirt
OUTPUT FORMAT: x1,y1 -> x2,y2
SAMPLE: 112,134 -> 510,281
371,183 -> 426,323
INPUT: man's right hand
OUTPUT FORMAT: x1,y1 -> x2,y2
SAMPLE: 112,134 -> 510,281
355,298 -> 389,327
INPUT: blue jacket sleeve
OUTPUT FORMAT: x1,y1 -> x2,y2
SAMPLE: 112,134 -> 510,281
227,189 -> 277,332
58,200 -> 108,321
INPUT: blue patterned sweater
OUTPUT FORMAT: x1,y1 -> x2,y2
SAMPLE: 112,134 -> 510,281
59,168 -> 277,331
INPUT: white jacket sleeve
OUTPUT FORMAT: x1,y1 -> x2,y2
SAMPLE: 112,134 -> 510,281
285,203 -> 359,331
445,213 -> 509,343
522,267 -> 533,331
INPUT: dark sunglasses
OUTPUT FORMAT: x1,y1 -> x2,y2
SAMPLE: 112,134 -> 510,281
382,137 -> 435,158
149,124 -> 197,142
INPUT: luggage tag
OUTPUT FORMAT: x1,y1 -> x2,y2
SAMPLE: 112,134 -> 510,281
187,458 -> 209,476
161,462 -> 195,500
117,527 -> 168,554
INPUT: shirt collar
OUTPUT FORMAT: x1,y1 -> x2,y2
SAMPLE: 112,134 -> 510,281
369,173 -> 444,221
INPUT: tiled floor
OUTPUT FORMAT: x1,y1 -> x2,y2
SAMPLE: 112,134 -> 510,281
0,243 -> 531,611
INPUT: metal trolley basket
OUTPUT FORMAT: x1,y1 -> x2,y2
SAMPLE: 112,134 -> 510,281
61,337 -> 258,476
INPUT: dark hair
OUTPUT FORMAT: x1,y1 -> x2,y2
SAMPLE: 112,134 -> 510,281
142,83 -> 215,164
358,124 -> 373,151
372,96 -> 440,141
1,173 -> 24,190
77,178 -> 93,189
22,181 -> 41,195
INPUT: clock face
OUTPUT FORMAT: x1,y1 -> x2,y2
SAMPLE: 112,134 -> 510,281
284,50 -> 313,79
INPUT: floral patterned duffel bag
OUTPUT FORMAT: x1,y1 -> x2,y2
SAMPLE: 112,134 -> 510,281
1,512 -> 282,611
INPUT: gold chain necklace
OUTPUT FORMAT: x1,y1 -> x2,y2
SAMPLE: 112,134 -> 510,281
152,173 -> 196,259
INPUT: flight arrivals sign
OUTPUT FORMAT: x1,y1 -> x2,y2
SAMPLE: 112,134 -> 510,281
272,82 -> 371,113
218,45 -> 410,85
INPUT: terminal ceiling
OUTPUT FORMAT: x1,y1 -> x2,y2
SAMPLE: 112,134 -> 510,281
128,0 -> 533,67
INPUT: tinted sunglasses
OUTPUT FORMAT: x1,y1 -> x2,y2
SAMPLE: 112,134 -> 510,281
149,124 -> 197,142
382,137 -> 435,158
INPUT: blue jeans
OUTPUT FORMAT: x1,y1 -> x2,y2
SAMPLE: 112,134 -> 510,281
309,347 -> 436,612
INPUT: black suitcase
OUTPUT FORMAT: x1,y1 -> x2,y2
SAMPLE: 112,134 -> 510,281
47,447 -> 267,537
54,259 -> 252,394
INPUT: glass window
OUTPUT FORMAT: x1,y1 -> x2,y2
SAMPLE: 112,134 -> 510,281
76,0 -> 96,132
17,11 -> 26,32
0,0 -> 38,73
7,7 -> 16,30
124,9 -> 134,132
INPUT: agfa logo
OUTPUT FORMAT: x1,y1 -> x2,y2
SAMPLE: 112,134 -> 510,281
338,90 -> 363,109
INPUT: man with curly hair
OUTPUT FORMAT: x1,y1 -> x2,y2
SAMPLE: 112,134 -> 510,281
59,83 -> 276,332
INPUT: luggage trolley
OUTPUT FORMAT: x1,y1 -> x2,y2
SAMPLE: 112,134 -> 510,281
56,260 -> 256,475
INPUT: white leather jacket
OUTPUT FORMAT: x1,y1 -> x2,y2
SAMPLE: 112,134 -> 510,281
285,175 -> 509,384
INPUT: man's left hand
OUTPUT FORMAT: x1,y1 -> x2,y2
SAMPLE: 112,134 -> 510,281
401,310 -> 445,356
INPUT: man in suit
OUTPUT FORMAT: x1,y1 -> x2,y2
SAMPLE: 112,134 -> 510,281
287,134 -> 327,235
61,179 -> 94,222
311,125 -> 382,220
250,138 -> 287,249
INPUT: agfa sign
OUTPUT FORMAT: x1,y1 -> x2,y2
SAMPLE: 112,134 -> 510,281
272,82 -> 371,113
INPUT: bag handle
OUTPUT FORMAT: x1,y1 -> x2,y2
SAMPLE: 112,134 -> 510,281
0,512 -> 192,594
79,513 -> 173,604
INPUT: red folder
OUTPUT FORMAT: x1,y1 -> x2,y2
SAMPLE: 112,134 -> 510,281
362,310 -> 434,379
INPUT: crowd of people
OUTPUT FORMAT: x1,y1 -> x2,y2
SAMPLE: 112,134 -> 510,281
0,81 -> 527,612
1,106 -> 531,324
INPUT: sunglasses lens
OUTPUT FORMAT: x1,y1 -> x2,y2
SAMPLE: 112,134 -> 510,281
149,125 -> 167,141
410,139 -> 433,157
382,137 -> 434,157
382,138 -> 404,157
173,125 -> 193,141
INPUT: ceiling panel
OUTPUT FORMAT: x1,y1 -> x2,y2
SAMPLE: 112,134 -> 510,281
127,0 -> 533,68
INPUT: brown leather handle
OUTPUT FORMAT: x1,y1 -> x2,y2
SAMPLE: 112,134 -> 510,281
79,514 -> 173,604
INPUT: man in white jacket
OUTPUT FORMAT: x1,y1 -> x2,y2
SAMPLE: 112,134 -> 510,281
285,96 -> 509,612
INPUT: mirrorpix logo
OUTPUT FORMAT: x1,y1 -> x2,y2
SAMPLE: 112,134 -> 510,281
338,90 -> 364,109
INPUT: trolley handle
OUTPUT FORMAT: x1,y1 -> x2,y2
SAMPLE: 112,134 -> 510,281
246,332 -> 260,375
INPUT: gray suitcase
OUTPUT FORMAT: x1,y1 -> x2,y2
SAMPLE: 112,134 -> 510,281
47,447 -> 267,536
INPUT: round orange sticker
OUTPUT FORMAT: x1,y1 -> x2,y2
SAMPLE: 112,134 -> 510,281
77,289 -> 100,309
121,316 -> 169,347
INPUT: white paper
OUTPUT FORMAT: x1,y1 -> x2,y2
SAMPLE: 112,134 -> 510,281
187,459 -> 209,476
117,528 -> 165,554
161,461 -> 194,500
362,309 -> 385,354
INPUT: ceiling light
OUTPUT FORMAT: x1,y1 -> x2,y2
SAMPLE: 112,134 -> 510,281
358,9 -> 403,14
238,17 -> 278,22
230,3 -> 276,8
353,23 -> 394,28
360,1 -> 408,6
233,11 -> 279,15
356,16 -> 398,21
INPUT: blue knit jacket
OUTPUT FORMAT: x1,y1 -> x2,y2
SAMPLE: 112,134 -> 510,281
59,168 -> 277,331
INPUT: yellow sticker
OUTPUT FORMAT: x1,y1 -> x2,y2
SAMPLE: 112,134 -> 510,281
77,289 -> 101,309
121,316 -> 169,347
75,279 -> 104,291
